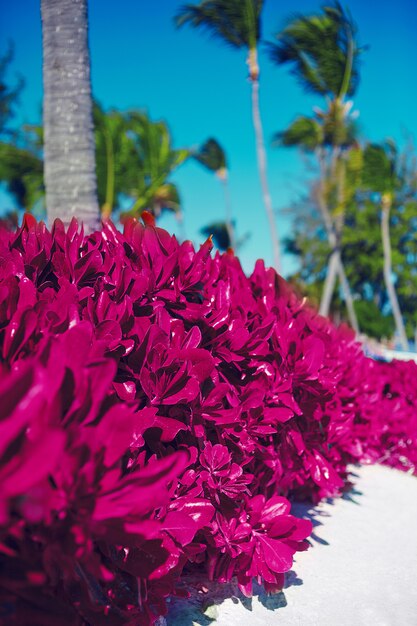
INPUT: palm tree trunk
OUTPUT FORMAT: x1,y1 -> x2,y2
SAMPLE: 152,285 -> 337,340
319,211 -> 344,319
319,248 -> 359,333
315,152 -> 359,332
337,260 -> 359,334
41,0 -> 99,232
249,49 -> 281,273
221,174 -> 236,249
101,126 -> 114,219
320,153 -> 346,314
381,197 -> 408,350
320,249 -> 339,318
175,211 -> 187,243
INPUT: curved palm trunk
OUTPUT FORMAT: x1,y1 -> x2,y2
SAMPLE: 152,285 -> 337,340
249,49 -> 281,273
315,152 -> 359,332
381,197 -> 408,350
102,126 -> 115,219
319,209 -> 344,320
41,0 -> 99,232
319,248 -> 339,314
337,259 -> 358,333
319,249 -> 358,333
220,173 -> 236,249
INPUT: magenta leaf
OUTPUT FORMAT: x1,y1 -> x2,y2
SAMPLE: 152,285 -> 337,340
257,536 -> 295,574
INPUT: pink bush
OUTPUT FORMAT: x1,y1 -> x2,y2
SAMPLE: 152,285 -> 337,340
0,214 -> 416,625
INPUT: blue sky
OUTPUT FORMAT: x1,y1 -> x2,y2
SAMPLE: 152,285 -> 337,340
1,0 -> 417,275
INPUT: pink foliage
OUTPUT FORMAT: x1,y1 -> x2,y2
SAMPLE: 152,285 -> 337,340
0,214 -> 416,625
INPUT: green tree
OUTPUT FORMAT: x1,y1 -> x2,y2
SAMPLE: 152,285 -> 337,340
273,111 -> 360,332
193,137 -> 235,248
175,0 -> 281,271
268,2 -> 361,101
0,139 -> 44,215
0,106 -> 190,229
93,103 -> 135,219
121,112 -> 189,221
269,1 -> 364,323
0,47 -> 43,219
361,142 -> 409,349
285,139 -> 417,344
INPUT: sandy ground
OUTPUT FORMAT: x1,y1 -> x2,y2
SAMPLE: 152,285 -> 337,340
164,464 -> 417,626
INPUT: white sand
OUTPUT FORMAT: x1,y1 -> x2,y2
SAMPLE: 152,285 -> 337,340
165,464 -> 417,626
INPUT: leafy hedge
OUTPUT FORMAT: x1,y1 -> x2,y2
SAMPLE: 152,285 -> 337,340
0,214 -> 416,625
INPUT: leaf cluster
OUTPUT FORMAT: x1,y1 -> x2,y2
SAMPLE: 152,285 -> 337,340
175,0 -> 263,51
286,140 -> 417,339
268,2 -> 363,98
193,137 -> 227,174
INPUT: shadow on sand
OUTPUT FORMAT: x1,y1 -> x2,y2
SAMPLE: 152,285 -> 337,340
165,476 -> 363,625
164,573 -> 293,626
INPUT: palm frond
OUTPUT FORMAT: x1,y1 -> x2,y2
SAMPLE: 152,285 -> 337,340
267,2 -> 363,98
175,0 -> 263,50
200,220 -> 234,250
273,115 -> 323,151
121,112 -> 190,218
193,137 -> 227,173
362,142 -> 397,194
318,98 -> 359,147
0,141 -> 44,211
273,105 -> 358,152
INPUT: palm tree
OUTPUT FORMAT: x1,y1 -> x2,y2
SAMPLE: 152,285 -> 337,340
175,0 -> 281,272
121,112 -> 189,222
193,138 -> 236,248
41,0 -> 99,231
0,43 -> 25,138
273,112 -> 359,332
0,45 -> 43,217
362,142 -> 408,350
200,221 -> 232,250
0,141 -> 44,215
268,3 -> 361,103
0,106 -> 189,233
269,2 -> 364,318
200,220 -> 250,252
93,103 -> 134,219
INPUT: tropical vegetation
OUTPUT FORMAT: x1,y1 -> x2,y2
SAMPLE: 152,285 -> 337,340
2,1 -> 414,345
175,0 -> 282,271
1,0 -> 417,624
269,1 -> 363,331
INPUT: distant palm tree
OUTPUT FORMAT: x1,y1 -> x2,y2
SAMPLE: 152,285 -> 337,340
121,112 -> 189,221
269,1 -> 364,318
273,112 -> 359,333
200,221 -> 232,250
268,2 -> 360,104
0,107 -> 189,232
93,103 -> 135,219
200,220 -> 250,252
0,138 -> 44,215
41,0 -> 99,231
175,0 -> 281,272
0,43 -> 25,138
362,142 -> 408,350
193,138 -> 236,248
